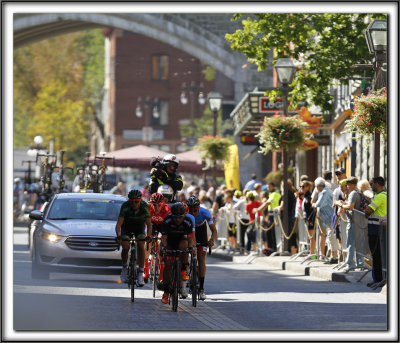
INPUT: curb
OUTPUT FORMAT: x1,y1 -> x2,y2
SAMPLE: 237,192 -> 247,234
210,249 -> 374,285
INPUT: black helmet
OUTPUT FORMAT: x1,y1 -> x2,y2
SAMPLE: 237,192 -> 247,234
186,195 -> 200,208
170,202 -> 186,217
128,189 -> 142,200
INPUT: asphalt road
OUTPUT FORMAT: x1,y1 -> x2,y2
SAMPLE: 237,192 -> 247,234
10,225 -> 387,340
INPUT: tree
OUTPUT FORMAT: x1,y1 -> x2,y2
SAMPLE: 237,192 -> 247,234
13,29 -> 105,166
225,13 -> 386,114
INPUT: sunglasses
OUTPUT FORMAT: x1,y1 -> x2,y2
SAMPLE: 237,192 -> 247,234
300,185 -> 306,188
129,199 -> 141,203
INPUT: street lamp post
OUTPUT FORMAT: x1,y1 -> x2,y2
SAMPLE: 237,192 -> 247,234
27,135 -> 48,181
364,19 -> 387,177
274,57 -> 296,254
136,96 -> 160,146
180,81 -> 206,146
207,91 -> 223,187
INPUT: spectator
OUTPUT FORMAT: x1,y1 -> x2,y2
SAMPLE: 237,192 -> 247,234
364,176 -> 387,289
323,170 -> 338,191
253,183 -> 262,201
312,178 -> 338,262
198,190 -> 212,210
233,190 -> 242,202
72,169 -> 84,192
336,176 -> 365,271
301,180 -> 316,257
245,191 -> 261,252
332,179 -> 349,262
219,189 -> 238,252
206,187 -> 215,203
140,182 -> 150,200
178,191 -> 187,204
244,173 -> 262,191
111,181 -> 126,196
13,178 -> 22,216
334,167 -> 347,185
212,185 -> 227,220
233,189 -> 250,253
275,179 -> 297,255
253,182 -> 281,252
300,174 -> 309,182
186,181 -> 196,196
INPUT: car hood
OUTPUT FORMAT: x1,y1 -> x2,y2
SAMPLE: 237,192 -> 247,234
43,219 -> 117,237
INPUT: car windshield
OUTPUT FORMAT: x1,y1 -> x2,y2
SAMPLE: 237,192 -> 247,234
47,198 -> 124,221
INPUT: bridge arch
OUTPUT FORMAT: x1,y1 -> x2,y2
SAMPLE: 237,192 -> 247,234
14,13 -> 240,81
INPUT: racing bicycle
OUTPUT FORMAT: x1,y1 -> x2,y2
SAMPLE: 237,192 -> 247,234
149,236 -> 162,298
126,236 -> 146,302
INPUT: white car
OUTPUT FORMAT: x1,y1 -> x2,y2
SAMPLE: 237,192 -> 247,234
29,192 -> 127,279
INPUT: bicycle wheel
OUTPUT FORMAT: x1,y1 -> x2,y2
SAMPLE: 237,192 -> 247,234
130,248 -> 136,302
171,259 -> 180,312
191,258 -> 198,307
152,254 -> 160,298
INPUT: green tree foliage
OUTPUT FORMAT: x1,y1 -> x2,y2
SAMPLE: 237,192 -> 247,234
226,13 -> 386,114
13,29 -> 105,166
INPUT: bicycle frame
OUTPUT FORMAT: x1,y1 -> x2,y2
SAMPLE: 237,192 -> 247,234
127,237 -> 146,302
36,153 -> 57,200
149,236 -> 161,298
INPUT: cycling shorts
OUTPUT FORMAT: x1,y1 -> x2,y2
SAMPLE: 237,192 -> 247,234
121,224 -> 146,240
195,221 -> 208,245
166,236 -> 188,251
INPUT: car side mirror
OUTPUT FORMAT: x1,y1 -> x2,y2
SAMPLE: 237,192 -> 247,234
29,210 -> 43,220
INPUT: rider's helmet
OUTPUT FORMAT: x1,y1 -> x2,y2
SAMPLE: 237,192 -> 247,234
162,154 -> 179,170
128,189 -> 142,200
150,192 -> 164,204
170,202 -> 186,217
157,184 -> 174,202
186,195 -> 200,208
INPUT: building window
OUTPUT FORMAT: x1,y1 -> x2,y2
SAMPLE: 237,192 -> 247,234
152,55 -> 169,80
152,100 -> 169,126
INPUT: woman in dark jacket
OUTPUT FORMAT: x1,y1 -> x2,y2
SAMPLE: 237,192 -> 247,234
301,181 -> 316,255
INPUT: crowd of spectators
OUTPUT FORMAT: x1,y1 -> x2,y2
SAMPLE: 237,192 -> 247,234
175,168 -> 387,290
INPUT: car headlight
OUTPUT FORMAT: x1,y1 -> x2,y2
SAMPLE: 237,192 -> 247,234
40,230 -> 64,243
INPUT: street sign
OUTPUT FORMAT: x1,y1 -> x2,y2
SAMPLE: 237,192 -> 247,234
142,127 -> 153,142
314,135 -> 331,146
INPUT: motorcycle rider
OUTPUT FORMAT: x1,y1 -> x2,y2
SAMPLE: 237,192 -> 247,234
149,154 -> 183,202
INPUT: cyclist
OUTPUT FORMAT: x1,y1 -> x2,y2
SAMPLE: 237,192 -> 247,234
144,192 -> 171,283
159,202 -> 195,304
115,189 -> 152,286
149,154 -> 183,201
186,195 -> 217,300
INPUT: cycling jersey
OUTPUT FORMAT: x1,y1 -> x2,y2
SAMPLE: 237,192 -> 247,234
193,207 -> 214,226
119,200 -> 150,236
193,207 -> 213,244
149,203 -> 171,225
160,214 -> 194,249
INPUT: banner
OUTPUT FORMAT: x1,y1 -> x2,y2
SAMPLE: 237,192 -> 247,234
224,144 -> 240,190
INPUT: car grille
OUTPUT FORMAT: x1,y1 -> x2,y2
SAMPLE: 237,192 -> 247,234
65,236 -> 119,251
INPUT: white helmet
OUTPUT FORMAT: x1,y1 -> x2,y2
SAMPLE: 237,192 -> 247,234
163,154 -> 179,166
157,184 -> 174,196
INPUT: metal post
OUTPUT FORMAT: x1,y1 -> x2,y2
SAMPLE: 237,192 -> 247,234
282,85 -> 289,253
212,109 -> 218,187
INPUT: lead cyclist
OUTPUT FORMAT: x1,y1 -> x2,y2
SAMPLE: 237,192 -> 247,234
186,196 -> 217,300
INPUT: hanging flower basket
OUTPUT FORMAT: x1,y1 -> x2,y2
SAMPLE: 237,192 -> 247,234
344,87 -> 387,142
195,135 -> 232,170
256,114 -> 310,155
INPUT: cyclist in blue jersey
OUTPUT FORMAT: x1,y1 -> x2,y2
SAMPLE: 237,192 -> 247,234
186,196 -> 217,300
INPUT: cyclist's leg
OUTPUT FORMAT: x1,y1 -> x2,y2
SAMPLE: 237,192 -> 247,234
120,230 -> 132,265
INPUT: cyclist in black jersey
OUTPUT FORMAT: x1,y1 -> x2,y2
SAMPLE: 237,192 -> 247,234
159,202 -> 195,304
115,190 -> 152,286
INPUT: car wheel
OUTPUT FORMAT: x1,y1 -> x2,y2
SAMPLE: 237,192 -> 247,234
31,247 -> 50,280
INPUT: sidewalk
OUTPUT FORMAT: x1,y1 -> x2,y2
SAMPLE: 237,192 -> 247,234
210,246 -> 387,295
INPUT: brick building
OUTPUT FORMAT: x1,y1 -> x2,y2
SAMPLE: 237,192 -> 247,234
101,28 -> 236,154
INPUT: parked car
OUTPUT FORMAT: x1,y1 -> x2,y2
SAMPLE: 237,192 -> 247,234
29,192 -> 126,279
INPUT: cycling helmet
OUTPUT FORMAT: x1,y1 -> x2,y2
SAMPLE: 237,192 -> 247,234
162,154 -> 179,166
186,195 -> 200,208
171,202 -> 186,217
128,189 -> 142,200
157,184 -> 174,197
150,192 -> 164,204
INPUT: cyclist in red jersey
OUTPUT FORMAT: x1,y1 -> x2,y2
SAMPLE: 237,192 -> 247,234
144,193 -> 171,282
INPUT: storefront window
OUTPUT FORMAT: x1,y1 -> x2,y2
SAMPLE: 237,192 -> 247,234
152,55 -> 169,80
